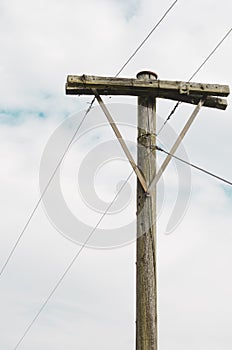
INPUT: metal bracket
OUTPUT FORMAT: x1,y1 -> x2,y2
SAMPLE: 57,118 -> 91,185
137,133 -> 156,149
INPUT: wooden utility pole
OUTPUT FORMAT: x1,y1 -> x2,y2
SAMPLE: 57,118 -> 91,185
136,71 -> 157,350
65,72 -> 229,350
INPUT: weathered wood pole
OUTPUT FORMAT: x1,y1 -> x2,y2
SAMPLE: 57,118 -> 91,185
136,71 -> 157,350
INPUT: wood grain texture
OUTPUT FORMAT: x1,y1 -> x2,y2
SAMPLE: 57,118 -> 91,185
66,75 -> 229,109
136,72 -> 157,350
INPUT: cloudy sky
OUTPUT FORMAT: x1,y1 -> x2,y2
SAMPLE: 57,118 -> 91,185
0,0 -> 232,349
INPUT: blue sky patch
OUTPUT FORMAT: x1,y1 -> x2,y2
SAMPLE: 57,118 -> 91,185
222,184 -> 232,199
118,0 -> 140,20
0,108 -> 47,125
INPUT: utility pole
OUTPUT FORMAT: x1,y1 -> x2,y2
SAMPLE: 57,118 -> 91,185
136,71 -> 157,350
65,72 -> 229,350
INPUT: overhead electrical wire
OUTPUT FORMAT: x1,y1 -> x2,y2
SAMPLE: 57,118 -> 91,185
188,27 -> 232,82
0,99 -> 95,279
156,145 -> 232,186
115,0 -> 178,77
13,171 -> 134,350
0,0 -> 179,280
157,26 -> 232,136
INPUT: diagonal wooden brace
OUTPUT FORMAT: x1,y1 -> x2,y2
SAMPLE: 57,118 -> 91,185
92,88 -> 148,192
147,99 -> 204,193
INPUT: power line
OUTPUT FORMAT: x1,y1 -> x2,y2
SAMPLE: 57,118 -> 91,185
115,0 -> 178,77
188,27 -> 232,82
0,99 -> 95,279
13,170 -> 134,350
157,26 -> 232,136
156,145 -> 232,186
0,0 -> 180,278
156,101 -> 181,136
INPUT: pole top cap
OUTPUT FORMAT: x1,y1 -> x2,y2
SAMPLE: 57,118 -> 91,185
136,70 -> 158,80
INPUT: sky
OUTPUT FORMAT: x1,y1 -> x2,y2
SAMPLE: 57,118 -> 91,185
0,0 -> 232,349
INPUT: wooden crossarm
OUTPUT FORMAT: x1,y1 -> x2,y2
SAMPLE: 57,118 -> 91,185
66,74 -> 230,98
